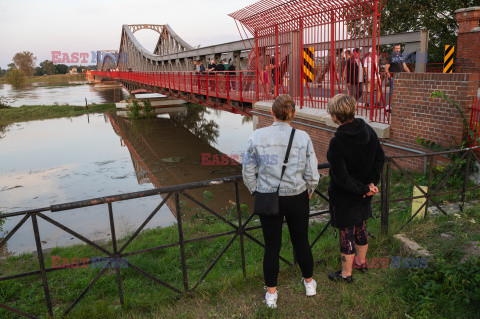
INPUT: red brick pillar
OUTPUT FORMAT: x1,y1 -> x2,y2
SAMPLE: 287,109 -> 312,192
455,7 -> 480,74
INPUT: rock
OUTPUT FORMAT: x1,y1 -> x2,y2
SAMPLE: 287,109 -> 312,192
460,241 -> 480,263
393,233 -> 431,257
440,233 -> 453,240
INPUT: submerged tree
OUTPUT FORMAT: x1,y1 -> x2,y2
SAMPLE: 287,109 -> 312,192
12,51 -> 37,76
5,68 -> 26,88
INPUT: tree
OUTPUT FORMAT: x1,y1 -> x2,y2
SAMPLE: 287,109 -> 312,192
40,60 -> 56,75
12,51 -> 37,76
34,67 -> 44,76
5,68 -> 26,88
55,64 -> 69,74
7,63 -> 16,70
381,0 -> 480,63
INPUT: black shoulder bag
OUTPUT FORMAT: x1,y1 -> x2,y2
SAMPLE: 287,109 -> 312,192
254,128 -> 296,216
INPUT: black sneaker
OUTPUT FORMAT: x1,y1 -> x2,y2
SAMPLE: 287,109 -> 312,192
328,270 -> 354,283
353,262 -> 368,273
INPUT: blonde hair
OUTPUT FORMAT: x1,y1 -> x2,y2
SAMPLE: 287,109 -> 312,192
272,94 -> 296,121
327,94 -> 356,124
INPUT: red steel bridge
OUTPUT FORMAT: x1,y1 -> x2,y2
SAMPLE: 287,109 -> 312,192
90,0 -> 434,124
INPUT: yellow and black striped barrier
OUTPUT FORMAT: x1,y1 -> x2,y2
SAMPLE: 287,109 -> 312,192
444,45 -> 454,73
303,47 -> 315,82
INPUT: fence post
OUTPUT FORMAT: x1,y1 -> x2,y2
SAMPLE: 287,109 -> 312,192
380,159 -> 390,234
108,202 -> 124,305
424,155 -> 434,218
234,181 -> 247,278
32,214 -> 54,318
460,150 -> 472,212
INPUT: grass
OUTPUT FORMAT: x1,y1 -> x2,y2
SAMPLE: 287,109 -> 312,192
0,181 -> 479,318
0,104 -> 117,127
0,74 -> 86,85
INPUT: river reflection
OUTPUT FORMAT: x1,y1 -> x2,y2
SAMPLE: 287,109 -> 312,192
0,104 -> 254,255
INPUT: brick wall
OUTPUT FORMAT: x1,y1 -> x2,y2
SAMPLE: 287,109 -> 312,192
254,109 -> 430,172
390,73 -> 479,150
456,7 -> 480,74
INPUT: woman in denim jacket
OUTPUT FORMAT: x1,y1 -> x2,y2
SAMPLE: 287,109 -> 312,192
242,94 -> 320,308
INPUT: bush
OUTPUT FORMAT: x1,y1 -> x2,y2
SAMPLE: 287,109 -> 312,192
5,68 -> 26,88
400,257 -> 480,318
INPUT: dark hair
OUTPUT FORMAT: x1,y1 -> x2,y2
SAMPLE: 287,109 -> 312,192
394,44 -> 401,48
272,94 -> 296,121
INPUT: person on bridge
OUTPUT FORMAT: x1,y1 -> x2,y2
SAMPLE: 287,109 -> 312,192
363,48 -> 381,108
385,44 -> 410,112
325,94 -> 385,284
215,60 -> 226,93
207,58 -> 217,91
343,48 -> 364,102
242,94 -> 320,309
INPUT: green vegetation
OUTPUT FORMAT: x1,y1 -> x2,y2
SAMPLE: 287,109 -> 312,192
381,0 -> 480,63
12,51 -> 36,76
127,100 -> 156,119
4,68 -> 26,88
394,205 -> 480,318
0,73 -> 86,85
0,104 -> 117,127
0,177 -> 478,318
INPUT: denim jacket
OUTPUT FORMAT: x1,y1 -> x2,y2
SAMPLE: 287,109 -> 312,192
242,121 -> 320,196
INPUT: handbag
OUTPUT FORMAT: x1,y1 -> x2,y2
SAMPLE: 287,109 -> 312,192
254,128 -> 296,216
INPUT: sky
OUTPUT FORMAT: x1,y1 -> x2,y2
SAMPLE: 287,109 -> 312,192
0,0 -> 258,68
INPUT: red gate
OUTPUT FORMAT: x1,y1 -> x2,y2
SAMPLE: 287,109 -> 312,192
229,0 -> 387,123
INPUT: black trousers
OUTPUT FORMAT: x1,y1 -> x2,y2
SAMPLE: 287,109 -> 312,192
259,190 -> 314,287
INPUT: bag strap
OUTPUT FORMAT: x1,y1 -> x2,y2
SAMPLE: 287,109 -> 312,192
277,128 -> 296,191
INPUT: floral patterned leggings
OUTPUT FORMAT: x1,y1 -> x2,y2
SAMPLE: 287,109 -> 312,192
339,221 -> 369,255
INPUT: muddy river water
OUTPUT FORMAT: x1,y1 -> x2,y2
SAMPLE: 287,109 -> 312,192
0,83 -> 254,255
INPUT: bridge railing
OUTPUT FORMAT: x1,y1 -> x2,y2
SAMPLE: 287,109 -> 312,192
92,70 -> 393,123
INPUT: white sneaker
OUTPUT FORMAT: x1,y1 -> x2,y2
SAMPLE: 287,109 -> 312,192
265,290 -> 278,309
304,278 -> 317,296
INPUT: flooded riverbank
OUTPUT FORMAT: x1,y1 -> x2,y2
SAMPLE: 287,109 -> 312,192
0,88 -> 254,255
0,81 -> 126,107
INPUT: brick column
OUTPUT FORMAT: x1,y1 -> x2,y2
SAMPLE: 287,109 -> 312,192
455,7 -> 480,74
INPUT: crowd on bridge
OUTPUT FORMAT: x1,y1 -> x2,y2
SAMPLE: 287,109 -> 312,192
189,44 -> 412,113
241,92 -> 385,308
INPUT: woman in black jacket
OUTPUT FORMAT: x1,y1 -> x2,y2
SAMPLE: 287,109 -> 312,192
326,94 -> 385,283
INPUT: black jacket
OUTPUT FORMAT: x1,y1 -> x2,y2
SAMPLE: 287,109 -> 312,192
345,58 -> 361,84
327,118 -> 385,228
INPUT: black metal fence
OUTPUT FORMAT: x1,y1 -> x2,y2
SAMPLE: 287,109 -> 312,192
379,146 -> 480,233
0,148 -> 479,318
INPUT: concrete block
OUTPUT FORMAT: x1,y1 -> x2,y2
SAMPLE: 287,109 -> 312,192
393,233 -> 431,257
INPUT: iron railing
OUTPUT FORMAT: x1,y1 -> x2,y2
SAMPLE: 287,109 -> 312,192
0,166 -> 331,318
379,146 -> 480,232
91,69 -> 394,124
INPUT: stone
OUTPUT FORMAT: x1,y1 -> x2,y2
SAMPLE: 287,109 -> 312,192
393,233 -> 431,257
440,233 -> 454,240
460,241 -> 480,263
